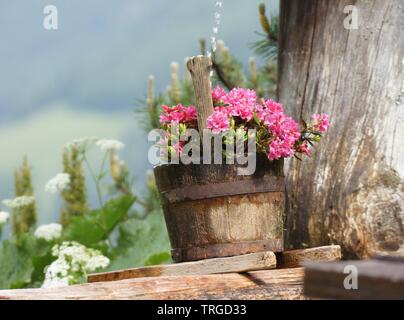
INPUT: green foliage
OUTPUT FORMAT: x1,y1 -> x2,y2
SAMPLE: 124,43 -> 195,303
12,157 -> 37,237
107,209 -> 171,270
144,251 -> 172,266
251,3 -> 279,60
63,195 -> 135,248
0,239 -> 34,289
0,140 -> 171,289
137,63 -> 195,132
109,151 -> 134,196
212,41 -> 246,90
0,234 -> 54,289
30,241 -> 54,287
61,147 -> 89,227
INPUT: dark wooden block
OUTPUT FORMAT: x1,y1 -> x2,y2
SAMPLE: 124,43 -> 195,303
304,259 -> 404,300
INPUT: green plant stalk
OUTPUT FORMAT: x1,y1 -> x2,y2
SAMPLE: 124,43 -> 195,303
83,153 -> 113,249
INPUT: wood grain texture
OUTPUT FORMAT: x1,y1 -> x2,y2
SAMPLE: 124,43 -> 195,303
154,154 -> 284,192
88,251 -> 276,283
0,268 -> 306,300
186,56 -> 214,134
277,245 -> 341,268
166,192 -> 284,262
154,156 -> 285,262
304,259 -> 404,299
278,0 -> 404,258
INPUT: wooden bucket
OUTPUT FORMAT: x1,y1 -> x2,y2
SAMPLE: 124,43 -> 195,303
154,155 -> 285,262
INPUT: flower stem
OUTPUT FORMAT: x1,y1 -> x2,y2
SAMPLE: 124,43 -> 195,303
83,153 -> 113,249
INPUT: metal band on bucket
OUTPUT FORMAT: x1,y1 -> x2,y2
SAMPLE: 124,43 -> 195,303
161,176 -> 285,203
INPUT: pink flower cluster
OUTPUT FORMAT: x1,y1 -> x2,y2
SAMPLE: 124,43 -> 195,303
256,99 -> 301,160
159,86 -> 330,161
208,86 -> 302,160
297,141 -> 311,157
211,86 -> 257,121
159,104 -> 197,125
312,113 -> 330,133
207,111 -> 230,134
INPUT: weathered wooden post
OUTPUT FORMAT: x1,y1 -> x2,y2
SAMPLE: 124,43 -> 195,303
186,56 -> 214,136
154,56 -> 285,263
278,0 -> 404,258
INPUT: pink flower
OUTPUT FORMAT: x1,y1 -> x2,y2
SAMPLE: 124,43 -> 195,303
225,88 -> 257,121
158,87 -> 329,163
256,99 -> 284,124
212,86 -> 227,103
183,105 -> 197,122
268,139 -> 282,161
268,138 -> 296,161
255,98 -> 303,161
207,111 -> 230,134
159,104 -> 197,125
297,142 -> 311,157
264,99 -> 284,114
312,113 -> 329,133
212,86 -> 257,121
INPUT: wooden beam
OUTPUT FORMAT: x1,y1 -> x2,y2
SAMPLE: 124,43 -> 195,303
277,245 -> 341,268
89,251 -> 276,283
304,259 -> 404,299
0,268 -> 305,300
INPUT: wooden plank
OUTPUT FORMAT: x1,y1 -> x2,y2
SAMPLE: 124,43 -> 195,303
88,251 -> 276,283
277,245 -> 341,268
304,259 -> 404,300
0,268 -> 305,300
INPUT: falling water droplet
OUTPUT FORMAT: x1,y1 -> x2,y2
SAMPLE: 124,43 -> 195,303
210,1 -> 223,79
212,42 -> 217,53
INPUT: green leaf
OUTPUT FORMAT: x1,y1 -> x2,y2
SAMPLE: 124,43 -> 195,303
144,251 -> 171,266
0,239 -> 34,289
107,210 -> 171,270
27,237 -> 57,287
64,195 -> 135,247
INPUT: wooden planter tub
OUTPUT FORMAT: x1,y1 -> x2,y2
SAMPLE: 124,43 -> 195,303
154,155 -> 285,262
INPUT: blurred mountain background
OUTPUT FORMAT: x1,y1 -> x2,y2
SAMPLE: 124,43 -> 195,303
0,0 -> 278,226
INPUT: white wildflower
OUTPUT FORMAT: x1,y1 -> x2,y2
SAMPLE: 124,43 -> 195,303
64,136 -> 99,151
96,139 -> 125,152
2,196 -> 35,209
42,241 -> 110,288
85,255 -> 110,271
0,211 -> 10,225
42,258 -> 70,288
42,276 -> 69,289
45,173 -> 70,194
34,223 -> 62,241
